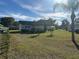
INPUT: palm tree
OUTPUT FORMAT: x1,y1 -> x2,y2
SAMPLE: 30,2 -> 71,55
54,0 -> 79,50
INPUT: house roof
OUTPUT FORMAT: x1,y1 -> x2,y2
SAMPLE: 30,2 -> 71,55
19,19 -> 55,26
19,21 -> 33,25
35,19 -> 55,26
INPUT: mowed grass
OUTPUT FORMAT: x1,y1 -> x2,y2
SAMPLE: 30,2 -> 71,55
9,30 -> 79,59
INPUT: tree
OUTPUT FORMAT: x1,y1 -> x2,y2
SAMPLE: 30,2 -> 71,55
61,19 -> 70,31
54,0 -> 79,49
13,21 -> 19,26
48,18 -> 56,26
55,22 -> 60,30
48,18 -> 56,37
32,20 -> 36,33
0,24 -> 3,27
0,17 -> 15,27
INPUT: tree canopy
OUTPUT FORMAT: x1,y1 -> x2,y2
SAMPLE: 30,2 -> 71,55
0,17 -> 15,27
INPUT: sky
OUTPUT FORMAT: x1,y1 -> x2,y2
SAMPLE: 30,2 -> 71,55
0,0 -> 78,25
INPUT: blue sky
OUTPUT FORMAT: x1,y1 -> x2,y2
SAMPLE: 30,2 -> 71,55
0,0 -> 78,24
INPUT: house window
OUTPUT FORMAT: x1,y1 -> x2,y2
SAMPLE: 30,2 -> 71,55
25,25 -> 32,30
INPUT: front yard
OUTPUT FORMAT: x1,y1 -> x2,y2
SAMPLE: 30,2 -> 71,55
8,30 -> 79,59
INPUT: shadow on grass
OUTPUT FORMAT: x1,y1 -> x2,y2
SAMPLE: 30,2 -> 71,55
72,39 -> 79,50
47,34 -> 54,37
29,34 -> 40,38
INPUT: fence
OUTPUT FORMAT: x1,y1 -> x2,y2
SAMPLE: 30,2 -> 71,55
0,31 -> 10,59
8,54 -> 64,59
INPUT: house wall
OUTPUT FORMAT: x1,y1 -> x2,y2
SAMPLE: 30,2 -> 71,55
19,24 -> 32,31
34,26 -> 55,32
34,26 -> 45,32
74,19 -> 79,30
46,26 -> 55,30
19,24 -> 55,33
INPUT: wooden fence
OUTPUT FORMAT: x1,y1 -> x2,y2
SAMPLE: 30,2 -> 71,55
8,55 -> 64,59
0,32 -> 10,59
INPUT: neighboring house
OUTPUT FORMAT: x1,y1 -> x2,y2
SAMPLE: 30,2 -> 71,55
68,18 -> 79,33
33,20 -> 55,32
19,21 -> 33,31
19,20 -> 55,33
9,21 -> 19,30
74,18 -> 79,32
67,24 -> 71,31
9,25 -> 19,30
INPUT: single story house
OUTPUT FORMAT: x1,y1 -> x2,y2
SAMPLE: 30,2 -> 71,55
74,18 -> 79,33
19,21 -> 33,31
19,19 -> 55,33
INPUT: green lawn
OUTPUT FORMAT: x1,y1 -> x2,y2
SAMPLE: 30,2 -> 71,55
9,29 -> 79,59
9,30 -> 20,33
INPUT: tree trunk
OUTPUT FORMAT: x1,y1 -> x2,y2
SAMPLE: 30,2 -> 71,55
71,9 -> 79,50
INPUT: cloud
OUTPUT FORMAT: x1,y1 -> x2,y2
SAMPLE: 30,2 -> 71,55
10,13 -> 41,21
10,13 -> 30,20
0,13 -> 29,20
4,0 -> 77,22
38,12 -> 70,19
0,14 -> 9,17
20,4 -> 45,12
15,4 -> 70,21
0,13 -> 41,21
13,0 -> 54,13
54,0 -> 68,5
19,3 -> 67,19
13,0 -> 70,19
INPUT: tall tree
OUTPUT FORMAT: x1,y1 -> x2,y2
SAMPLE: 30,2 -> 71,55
48,18 -> 56,37
32,20 -> 36,33
54,0 -> 79,49
61,19 -> 70,31
48,18 -> 56,26
55,22 -> 60,30
0,17 -> 15,27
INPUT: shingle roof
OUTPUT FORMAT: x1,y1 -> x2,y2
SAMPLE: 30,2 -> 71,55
19,21 -> 33,25
19,19 -> 55,26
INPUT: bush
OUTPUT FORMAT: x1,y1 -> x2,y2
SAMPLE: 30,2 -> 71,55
9,30 -> 20,33
21,29 -> 46,34
75,29 -> 79,34
21,29 -> 33,34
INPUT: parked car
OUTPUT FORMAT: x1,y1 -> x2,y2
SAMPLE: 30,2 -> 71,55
0,27 -> 9,33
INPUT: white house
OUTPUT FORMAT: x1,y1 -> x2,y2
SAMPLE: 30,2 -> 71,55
19,21 -> 33,31
19,19 -> 55,33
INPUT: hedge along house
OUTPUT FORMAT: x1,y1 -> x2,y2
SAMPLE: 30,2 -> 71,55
19,19 -> 55,33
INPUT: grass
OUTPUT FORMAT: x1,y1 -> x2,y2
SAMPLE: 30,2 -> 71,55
7,30 -> 79,59
9,30 -> 20,33
0,32 -> 10,59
